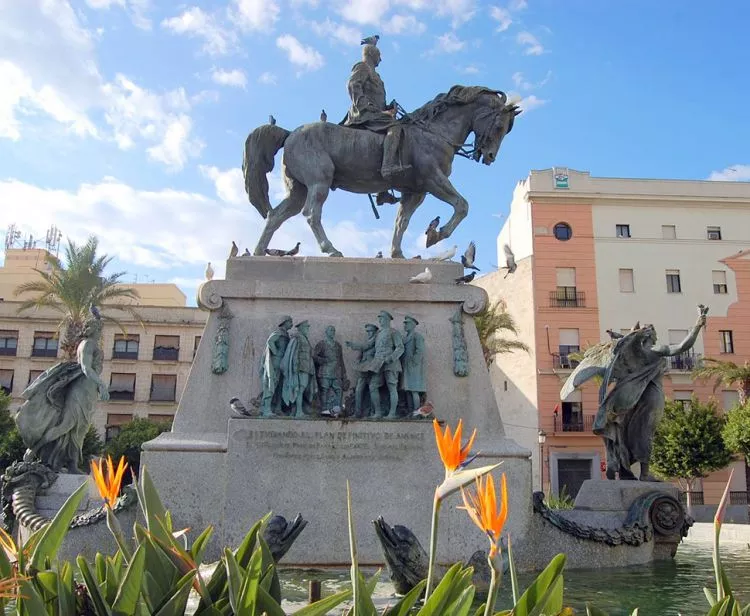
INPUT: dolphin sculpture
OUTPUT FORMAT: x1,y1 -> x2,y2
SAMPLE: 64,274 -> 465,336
263,514 -> 308,562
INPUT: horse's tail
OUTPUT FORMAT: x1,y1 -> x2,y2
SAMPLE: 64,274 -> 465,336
242,124 -> 290,219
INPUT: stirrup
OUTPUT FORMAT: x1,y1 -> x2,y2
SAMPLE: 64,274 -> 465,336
376,191 -> 399,205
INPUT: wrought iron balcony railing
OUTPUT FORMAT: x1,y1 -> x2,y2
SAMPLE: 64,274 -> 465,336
553,414 -> 595,433
549,291 -> 586,308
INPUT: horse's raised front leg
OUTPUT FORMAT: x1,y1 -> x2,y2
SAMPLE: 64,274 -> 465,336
424,172 -> 469,247
303,183 -> 342,256
253,180 -> 307,255
391,192 -> 426,258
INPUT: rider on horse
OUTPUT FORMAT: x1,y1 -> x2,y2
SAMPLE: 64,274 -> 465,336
342,41 -> 408,206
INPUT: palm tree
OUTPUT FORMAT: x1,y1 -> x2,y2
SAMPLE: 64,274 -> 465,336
692,358 -> 750,406
474,301 -> 529,368
14,236 -> 141,360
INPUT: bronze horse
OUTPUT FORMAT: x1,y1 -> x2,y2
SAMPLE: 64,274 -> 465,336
243,86 -> 521,258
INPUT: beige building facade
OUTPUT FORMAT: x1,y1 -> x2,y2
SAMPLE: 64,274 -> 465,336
0,248 -> 207,438
477,168 -> 750,511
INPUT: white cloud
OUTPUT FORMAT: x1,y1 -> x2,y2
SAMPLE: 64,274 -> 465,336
517,31 -> 544,55
435,0 -> 476,27
161,7 -> 236,55
459,64 -> 480,74
517,94 -> 546,112
512,70 -> 551,91
338,0 -> 391,25
708,165 -> 750,182
310,19 -> 362,45
0,177 -> 392,269
258,71 -> 278,85
509,0 -> 527,10
103,75 -> 203,170
231,0 -> 280,32
489,6 -> 512,31
276,35 -> 325,72
382,14 -> 426,35
427,32 -> 466,55
199,165 -> 246,204
84,0 -> 152,30
211,68 -> 247,88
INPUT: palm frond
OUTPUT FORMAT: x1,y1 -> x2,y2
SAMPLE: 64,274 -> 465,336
474,301 -> 529,368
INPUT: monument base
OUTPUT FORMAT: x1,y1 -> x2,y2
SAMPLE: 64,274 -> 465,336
146,418 -> 531,564
521,480 -> 691,571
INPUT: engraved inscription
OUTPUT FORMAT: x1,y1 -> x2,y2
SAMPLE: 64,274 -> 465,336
236,429 -> 426,461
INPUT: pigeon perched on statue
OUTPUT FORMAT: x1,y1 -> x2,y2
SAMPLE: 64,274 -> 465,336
606,329 -> 623,340
375,251 -> 383,258
229,241 -> 239,258
361,34 -> 380,46
432,245 -> 457,262
205,262 -> 214,281
265,242 -> 301,257
461,241 -> 480,271
320,109 -> 327,122
229,397 -> 252,417
425,216 -> 440,236
89,305 -> 101,319
409,267 -> 432,284
455,272 -> 476,285
242,248 -> 251,256
269,115 -> 276,125
411,400 -> 434,418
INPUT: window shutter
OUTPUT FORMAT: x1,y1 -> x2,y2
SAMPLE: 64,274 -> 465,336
556,268 -> 576,287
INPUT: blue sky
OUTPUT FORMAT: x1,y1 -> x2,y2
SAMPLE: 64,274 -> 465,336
1,0 -> 748,301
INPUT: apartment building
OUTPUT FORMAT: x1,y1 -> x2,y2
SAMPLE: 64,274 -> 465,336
0,248 -> 207,438
476,168 -> 750,510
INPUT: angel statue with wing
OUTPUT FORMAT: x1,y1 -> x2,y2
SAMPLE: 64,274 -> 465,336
560,305 -> 709,481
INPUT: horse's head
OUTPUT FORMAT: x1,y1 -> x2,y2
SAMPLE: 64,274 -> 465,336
472,92 -> 522,165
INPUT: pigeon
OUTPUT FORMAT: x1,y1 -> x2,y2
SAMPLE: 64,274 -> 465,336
455,272 -> 476,284
409,267 -> 432,284
461,241 -> 480,271
502,244 -> 517,278
265,242 -> 301,257
205,262 -> 214,281
89,305 -> 101,319
269,115 -> 276,125
411,400 -> 434,418
320,109 -> 327,122
242,248 -> 251,256
375,251 -> 383,258
425,216 -> 440,236
229,397 -> 252,417
606,329 -> 623,340
411,255 -> 422,259
229,241 -> 239,258
432,245 -> 457,262
361,34 -> 380,46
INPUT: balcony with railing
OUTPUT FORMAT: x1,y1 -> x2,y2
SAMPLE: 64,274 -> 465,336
679,491 -> 705,506
666,351 -> 702,372
730,491 -> 748,505
553,353 -> 580,370
549,290 -> 586,308
553,414 -> 596,433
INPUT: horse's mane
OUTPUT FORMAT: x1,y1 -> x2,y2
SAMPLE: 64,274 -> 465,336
407,85 -> 505,125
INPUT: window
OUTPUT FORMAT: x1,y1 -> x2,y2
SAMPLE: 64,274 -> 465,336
0,369 -> 13,396
662,225 -> 677,240
557,329 -> 580,368
150,374 -> 177,401
555,458 -> 592,499
720,330 -> 734,354
105,413 -> 133,441
148,414 -> 174,427
618,268 -> 634,293
712,270 -> 728,294
553,222 -> 572,241
616,224 -> 631,238
153,335 -> 180,361
673,391 -> 693,410
193,335 -> 201,358
722,390 -> 740,411
552,267 -> 583,307
0,330 -> 18,356
707,226 -> 722,240
113,334 -> 139,360
27,370 -> 44,386
109,373 -> 136,401
32,332 -> 58,358
666,270 -> 681,293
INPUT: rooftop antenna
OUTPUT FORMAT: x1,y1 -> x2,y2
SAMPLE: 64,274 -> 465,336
45,225 -> 63,256
22,234 -> 36,250
4,224 -> 21,251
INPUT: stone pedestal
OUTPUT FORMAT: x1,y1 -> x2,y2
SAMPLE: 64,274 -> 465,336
143,256 -> 532,564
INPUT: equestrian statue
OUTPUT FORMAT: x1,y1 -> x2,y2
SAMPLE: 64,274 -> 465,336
243,37 -> 521,258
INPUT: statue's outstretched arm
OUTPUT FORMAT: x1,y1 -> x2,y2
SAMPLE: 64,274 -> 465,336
660,309 -> 708,356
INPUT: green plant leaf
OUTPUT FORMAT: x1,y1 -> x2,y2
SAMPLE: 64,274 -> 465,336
18,577 -> 49,616
236,547 -> 262,616
135,465 -> 171,544
190,525 -> 215,567
30,481 -> 88,570
585,604 -> 610,616
444,584 -> 476,616
57,560 -> 76,616
107,505 -> 133,562
224,547 -> 245,614
418,562 -> 463,615
511,553 -> 566,616
508,536 -> 519,605
152,571 -> 196,616
77,555 -> 114,616
706,587 -> 718,606
35,570 -> 59,596
255,584 -> 287,616
112,544 -> 146,615
294,587 -> 354,616
382,580 -> 426,616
